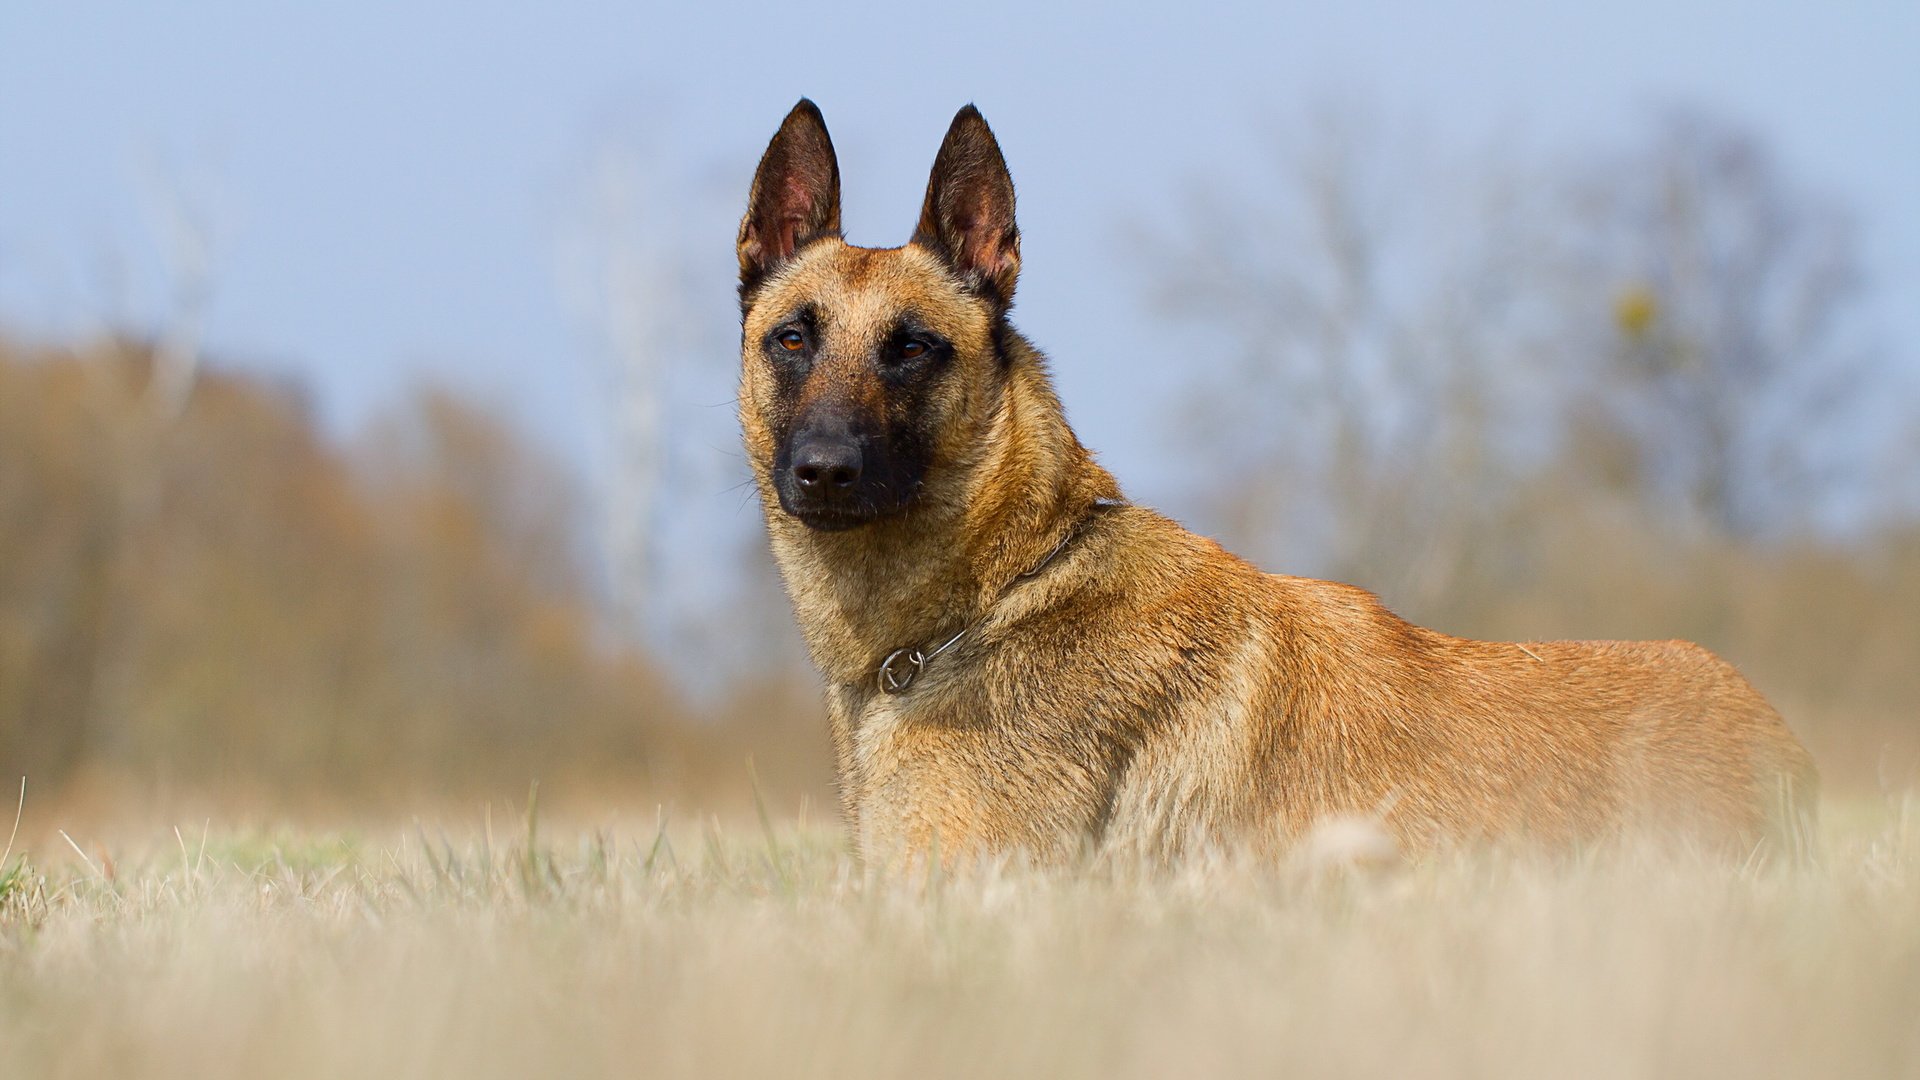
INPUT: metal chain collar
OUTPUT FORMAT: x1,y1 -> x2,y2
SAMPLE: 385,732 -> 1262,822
875,499 -> 1121,695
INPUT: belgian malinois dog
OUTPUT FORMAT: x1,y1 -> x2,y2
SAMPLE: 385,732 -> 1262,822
736,99 -> 1816,866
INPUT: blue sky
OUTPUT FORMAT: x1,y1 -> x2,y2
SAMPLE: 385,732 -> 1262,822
3,0 -> 1916,535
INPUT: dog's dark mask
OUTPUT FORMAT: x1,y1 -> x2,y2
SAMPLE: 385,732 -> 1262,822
758,306 -> 951,530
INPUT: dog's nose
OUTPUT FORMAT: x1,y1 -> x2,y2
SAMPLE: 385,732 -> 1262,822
791,439 -> 862,492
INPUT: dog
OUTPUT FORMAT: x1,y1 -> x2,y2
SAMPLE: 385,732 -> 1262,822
734,99 -> 1817,867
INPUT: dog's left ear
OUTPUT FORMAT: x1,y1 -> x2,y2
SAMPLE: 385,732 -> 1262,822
913,105 -> 1020,304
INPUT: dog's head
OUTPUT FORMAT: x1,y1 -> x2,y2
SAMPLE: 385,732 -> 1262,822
736,100 -> 1021,532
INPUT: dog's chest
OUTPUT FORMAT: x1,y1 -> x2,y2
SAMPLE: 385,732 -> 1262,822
849,692 -> 910,774
843,681 -> 1094,861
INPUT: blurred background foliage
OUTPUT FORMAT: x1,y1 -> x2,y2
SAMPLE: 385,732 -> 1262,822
0,336 -> 828,816
0,105 -> 1914,820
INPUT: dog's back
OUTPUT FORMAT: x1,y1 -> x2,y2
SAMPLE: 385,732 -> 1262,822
1253,574 -> 1813,854
956,505 -> 1817,862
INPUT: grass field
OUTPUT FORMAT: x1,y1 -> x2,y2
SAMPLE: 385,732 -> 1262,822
3,793 -> 1917,1079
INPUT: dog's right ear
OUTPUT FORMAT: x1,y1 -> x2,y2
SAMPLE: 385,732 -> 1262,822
738,99 -> 842,295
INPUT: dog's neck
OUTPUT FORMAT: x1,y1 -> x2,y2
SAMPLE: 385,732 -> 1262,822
763,340 -> 1121,687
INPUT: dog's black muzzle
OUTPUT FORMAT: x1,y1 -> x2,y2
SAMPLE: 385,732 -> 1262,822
773,405 -> 928,531
776,433 -> 873,530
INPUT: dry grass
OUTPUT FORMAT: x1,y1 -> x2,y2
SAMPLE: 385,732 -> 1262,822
3,795 -> 1917,1080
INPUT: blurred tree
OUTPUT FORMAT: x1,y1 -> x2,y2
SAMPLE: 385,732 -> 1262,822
1143,106 -> 1891,605
1139,105 -> 1559,613
75,164 -> 222,773
1555,111 -> 1877,541
557,144 -> 689,646
0,340 -> 117,783
0,341 -> 663,797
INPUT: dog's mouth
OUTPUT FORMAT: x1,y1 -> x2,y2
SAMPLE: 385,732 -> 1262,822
773,479 -> 920,532
769,442 -> 926,532
782,502 -> 884,532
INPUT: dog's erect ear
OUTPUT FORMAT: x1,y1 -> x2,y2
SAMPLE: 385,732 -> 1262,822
913,105 -> 1020,304
738,99 -> 842,291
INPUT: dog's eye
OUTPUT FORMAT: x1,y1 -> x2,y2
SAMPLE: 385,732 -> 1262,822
776,329 -> 806,352
898,340 -> 927,360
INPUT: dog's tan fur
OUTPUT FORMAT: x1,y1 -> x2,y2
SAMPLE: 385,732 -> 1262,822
737,101 -> 1817,866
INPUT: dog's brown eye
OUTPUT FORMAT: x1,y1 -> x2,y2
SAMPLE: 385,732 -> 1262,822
899,340 -> 927,360
776,330 -> 806,352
